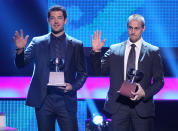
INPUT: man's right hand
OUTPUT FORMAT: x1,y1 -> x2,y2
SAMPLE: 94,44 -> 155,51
13,30 -> 29,50
91,30 -> 106,52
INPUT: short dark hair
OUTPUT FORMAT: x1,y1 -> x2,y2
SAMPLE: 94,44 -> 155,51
48,5 -> 67,20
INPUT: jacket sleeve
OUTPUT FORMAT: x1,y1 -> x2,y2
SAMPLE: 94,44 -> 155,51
143,48 -> 164,101
90,48 -> 111,75
71,43 -> 88,91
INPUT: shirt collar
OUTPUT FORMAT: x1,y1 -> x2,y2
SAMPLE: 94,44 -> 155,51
127,37 -> 143,49
50,32 -> 66,40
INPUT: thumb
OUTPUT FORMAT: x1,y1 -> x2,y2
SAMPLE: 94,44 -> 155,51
101,39 -> 106,47
25,35 -> 29,41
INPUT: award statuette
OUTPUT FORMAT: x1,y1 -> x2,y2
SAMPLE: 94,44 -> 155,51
47,58 -> 66,86
119,69 -> 144,98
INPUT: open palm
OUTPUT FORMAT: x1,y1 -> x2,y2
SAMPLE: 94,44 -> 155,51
91,30 -> 106,52
13,30 -> 29,49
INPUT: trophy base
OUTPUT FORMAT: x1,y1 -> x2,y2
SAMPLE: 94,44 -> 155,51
119,81 -> 137,98
47,72 -> 66,87
47,83 -> 66,87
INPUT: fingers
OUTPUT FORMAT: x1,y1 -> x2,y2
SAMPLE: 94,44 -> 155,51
94,31 -> 96,40
130,96 -> 137,101
93,30 -> 100,40
14,31 -> 20,40
14,30 -> 25,41
20,29 -> 24,38
93,30 -> 106,41
136,83 -> 141,88
91,35 -> 93,41
99,30 -> 101,40
58,86 -> 66,90
66,83 -> 72,86
102,39 -> 106,46
131,91 -> 137,95
130,95 -> 140,101
97,30 -> 99,39
25,35 -> 29,42
64,83 -> 72,92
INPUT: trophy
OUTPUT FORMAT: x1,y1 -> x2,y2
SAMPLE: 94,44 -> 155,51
119,69 -> 144,98
47,58 -> 66,87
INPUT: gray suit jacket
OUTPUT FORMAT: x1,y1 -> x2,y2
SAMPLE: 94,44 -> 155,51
15,33 -> 87,112
90,40 -> 164,117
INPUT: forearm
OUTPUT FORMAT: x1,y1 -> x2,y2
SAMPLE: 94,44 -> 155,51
143,49 -> 164,101
90,51 -> 102,75
71,72 -> 88,91
143,79 -> 164,101
15,51 -> 26,68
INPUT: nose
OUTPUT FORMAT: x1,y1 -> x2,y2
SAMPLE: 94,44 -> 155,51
55,20 -> 58,24
54,18 -> 59,24
131,28 -> 136,34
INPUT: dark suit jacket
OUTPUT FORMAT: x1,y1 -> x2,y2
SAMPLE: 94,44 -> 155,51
90,40 -> 164,117
15,33 -> 87,112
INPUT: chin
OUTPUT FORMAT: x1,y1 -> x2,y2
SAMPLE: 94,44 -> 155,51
130,39 -> 136,43
52,29 -> 60,32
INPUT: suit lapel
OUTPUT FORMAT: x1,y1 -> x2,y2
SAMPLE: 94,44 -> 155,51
64,35 -> 73,71
120,42 -> 126,82
46,33 -> 51,62
138,41 -> 147,70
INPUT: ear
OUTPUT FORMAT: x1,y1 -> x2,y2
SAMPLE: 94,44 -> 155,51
142,26 -> 145,32
64,18 -> 67,24
47,18 -> 50,24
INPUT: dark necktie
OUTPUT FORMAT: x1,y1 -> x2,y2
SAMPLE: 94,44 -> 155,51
126,44 -> 136,80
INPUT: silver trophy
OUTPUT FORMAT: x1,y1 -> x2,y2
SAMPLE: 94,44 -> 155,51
47,58 -> 66,86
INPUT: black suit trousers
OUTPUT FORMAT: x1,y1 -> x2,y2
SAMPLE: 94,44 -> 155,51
35,88 -> 78,131
111,100 -> 155,131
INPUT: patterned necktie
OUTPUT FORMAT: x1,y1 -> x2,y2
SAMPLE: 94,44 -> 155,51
126,44 -> 136,80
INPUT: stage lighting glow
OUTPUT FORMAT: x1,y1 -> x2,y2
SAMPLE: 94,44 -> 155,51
0,77 -> 178,100
92,114 -> 103,125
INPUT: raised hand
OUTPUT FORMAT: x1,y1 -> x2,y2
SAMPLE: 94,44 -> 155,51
13,30 -> 29,49
91,30 -> 106,52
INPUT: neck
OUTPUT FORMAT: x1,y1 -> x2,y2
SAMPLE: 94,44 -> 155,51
51,30 -> 65,37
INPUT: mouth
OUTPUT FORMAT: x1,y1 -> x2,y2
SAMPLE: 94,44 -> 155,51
53,25 -> 60,28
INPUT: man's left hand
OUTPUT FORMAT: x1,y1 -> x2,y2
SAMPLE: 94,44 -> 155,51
64,83 -> 73,93
130,83 -> 145,101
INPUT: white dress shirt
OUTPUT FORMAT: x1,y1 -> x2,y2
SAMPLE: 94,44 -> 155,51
124,38 -> 143,80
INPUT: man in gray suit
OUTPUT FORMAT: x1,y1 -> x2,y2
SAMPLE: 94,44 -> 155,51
14,5 -> 87,131
90,14 -> 164,131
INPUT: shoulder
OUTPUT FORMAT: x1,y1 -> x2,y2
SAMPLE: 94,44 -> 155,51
110,41 -> 125,48
66,34 -> 83,46
143,41 -> 160,52
109,41 -> 126,51
31,33 -> 50,44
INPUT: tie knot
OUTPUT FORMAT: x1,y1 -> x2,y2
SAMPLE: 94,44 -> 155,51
131,44 -> 136,48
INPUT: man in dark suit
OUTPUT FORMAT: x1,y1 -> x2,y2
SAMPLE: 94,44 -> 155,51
90,14 -> 164,131
14,5 -> 87,131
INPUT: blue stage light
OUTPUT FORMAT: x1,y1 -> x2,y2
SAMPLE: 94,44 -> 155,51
92,114 -> 104,125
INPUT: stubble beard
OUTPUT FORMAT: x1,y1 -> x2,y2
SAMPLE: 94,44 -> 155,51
51,28 -> 64,35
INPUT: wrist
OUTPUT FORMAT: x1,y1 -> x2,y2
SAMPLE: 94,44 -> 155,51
16,48 -> 24,54
16,47 -> 24,50
93,49 -> 101,52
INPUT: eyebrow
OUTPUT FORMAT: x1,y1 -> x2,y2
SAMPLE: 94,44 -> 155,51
128,26 -> 141,28
50,16 -> 63,18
